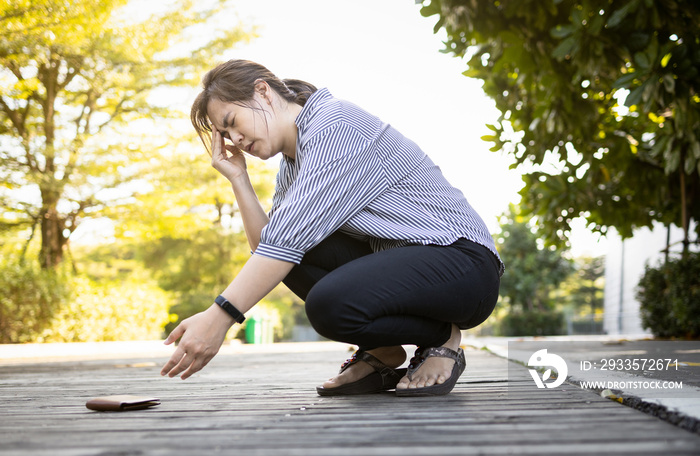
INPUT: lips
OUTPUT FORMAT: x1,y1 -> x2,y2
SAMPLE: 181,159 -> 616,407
245,142 -> 254,153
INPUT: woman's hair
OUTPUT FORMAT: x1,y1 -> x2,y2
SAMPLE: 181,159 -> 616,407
190,59 -> 317,154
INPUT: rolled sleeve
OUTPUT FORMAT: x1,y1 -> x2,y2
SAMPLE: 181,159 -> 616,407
254,242 -> 305,264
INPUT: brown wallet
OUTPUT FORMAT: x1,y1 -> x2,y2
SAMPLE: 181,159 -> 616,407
85,395 -> 161,412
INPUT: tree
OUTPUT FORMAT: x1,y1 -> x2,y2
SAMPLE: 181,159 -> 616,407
495,204 -> 574,312
559,255 -> 605,333
565,256 -> 605,313
419,0 -> 700,254
95,135 -> 296,337
494,205 -> 574,335
0,0 -> 252,268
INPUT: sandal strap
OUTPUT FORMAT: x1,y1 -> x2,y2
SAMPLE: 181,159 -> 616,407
339,350 -> 402,383
407,346 -> 465,381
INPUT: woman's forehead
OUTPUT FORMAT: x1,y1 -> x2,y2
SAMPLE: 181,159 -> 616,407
207,98 -> 234,126
207,98 -> 253,123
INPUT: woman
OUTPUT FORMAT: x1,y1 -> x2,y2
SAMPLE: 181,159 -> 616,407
160,59 -> 503,396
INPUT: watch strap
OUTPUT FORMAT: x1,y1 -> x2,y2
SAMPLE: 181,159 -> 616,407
214,295 -> 246,324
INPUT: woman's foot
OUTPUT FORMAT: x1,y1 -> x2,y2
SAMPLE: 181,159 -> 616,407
396,324 -> 462,390
321,346 -> 406,390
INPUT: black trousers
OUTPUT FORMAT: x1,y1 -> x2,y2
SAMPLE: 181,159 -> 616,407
283,232 -> 501,350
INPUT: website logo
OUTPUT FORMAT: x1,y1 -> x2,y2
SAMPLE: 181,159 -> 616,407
527,349 -> 568,389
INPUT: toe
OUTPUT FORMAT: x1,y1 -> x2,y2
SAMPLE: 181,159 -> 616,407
322,377 -> 340,389
396,375 -> 410,389
413,378 -> 426,389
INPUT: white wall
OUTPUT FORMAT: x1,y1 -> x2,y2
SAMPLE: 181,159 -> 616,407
603,222 -> 695,335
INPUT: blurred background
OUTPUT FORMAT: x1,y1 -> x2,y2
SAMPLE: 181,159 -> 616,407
1,0 -> 698,344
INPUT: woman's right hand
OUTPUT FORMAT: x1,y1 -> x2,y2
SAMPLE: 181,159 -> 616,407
211,126 -> 248,182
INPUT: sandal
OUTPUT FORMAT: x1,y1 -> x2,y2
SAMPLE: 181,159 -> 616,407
316,350 -> 407,396
395,346 -> 466,397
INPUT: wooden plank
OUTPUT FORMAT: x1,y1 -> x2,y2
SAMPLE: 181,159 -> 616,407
1,346 -> 699,456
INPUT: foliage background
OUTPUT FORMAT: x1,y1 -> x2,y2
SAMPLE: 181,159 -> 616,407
0,0 -> 308,343
420,0 -> 699,251
420,0 -> 698,338
0,0 -> 619,343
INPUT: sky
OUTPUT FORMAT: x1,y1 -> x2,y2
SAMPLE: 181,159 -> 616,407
80,0 -> 608,256
215,0 -> 524,235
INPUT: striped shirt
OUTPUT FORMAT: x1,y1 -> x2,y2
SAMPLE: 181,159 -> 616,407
255,88 -> 504,276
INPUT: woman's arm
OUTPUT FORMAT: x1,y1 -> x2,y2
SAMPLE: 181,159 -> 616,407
229,173 -> 269,251
211,127 -> 269,251
160,254 -> 294,379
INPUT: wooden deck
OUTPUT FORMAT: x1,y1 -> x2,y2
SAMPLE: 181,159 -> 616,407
1,343 -> 699,455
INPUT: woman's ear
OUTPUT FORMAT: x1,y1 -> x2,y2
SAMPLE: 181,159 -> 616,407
253,79 -> 272,104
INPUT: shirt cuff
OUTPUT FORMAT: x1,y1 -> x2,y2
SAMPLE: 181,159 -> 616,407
254,242 -> 305,264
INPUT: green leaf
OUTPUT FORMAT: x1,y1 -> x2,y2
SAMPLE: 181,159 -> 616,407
691,140 -> 700,160
571,9 -> 584,27
628,32 -> 651,52
649,135 -> 670,158
552,36 -> 577,60
588,15 -> 604,36
684,154 -> 697,175
612,72 -> 637,89
646,35 -> 659,63
663,74 -> 675,94
550,25 -> 575,39
607,0 -> 640,28
625,85 -> 644,107
664,144 -> 681,174
634,51 -> 650,70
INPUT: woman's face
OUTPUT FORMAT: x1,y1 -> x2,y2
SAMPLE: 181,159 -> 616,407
207,94 -> 283,161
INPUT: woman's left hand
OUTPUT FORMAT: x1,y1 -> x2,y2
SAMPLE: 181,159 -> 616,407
160,304 -> 234,380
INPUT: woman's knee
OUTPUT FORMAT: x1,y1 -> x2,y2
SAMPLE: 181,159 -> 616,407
304,281 -> 363,341
457,278 -> 500,330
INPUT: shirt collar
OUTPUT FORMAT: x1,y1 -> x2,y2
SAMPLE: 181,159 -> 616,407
295,87 -> 332,131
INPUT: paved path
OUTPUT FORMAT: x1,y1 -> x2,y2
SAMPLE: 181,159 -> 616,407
1,341 -> 699,455
466,335 -> 700,434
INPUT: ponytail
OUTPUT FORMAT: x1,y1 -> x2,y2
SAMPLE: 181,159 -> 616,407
282,78 -> 317,107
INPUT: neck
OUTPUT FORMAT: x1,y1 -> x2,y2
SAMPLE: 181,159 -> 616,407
282,103 -> 304,160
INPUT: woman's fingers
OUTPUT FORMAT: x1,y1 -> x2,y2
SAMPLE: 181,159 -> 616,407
160,305 -> 231,379
160,344 -> 186,377
180,354 -> 213,380
163,323 -> 185,346
211,127 -> 224,158
161,338 -> 203,379
163,342 -> 215,380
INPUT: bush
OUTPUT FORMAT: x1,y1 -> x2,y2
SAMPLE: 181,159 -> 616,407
637,253 -> 700,339
498,309 -> 565,336
39,275 -> 173,342
0,258 -> 71,343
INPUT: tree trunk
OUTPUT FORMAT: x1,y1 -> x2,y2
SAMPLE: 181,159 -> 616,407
37,57 -> 66,269
39,188 -> 67,269
680,162 -> 689,259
